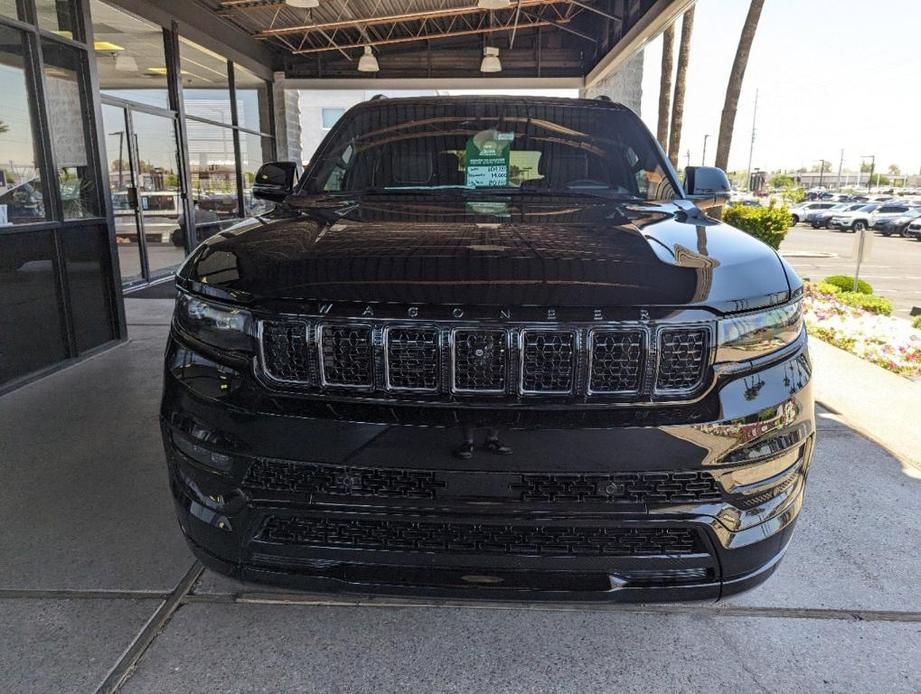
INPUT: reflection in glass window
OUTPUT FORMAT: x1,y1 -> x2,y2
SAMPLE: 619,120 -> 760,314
234,62 -> 271,134
90,0 -> 169,109
180,38 -> 231,123
0,26 -> 45,225
240,131 -> 276,216
187,119 -> 239,238
322,108 -> 344,129
36,0 -> 79,40
41,39 -> 99,220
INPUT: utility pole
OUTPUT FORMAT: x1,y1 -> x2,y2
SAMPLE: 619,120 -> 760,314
818,160 -> 825,189
862,154 -> 875,193
685,149 -> 691,169
701,134 -> 709,165
837,149 -> 844,191
745,89 -> 758,192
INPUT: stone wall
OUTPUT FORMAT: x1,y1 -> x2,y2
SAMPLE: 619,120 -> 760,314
579,51 -> 644,114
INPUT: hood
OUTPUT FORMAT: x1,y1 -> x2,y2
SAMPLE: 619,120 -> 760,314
178,195 -> 791,314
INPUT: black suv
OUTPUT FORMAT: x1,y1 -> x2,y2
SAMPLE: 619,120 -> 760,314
161,96 -> 814,602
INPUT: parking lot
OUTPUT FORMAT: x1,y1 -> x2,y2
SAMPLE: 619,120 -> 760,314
2,299 -> 921,693
782,224 -> 921,319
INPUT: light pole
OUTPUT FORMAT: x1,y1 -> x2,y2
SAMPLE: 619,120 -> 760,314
701,134 -> 709,166
861,154 -> 875,193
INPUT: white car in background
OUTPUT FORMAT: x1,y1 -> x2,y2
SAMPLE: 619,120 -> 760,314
789,201 -> 837,225
829,204 -> 881,232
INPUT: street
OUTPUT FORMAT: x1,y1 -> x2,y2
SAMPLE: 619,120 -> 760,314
781,224 -> 921,319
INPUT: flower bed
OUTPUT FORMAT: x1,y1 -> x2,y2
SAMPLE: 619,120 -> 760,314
804,283 -> 921,378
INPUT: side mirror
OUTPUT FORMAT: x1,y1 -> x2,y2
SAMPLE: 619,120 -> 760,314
684,166 -> 731,209
253,161 -> 301,202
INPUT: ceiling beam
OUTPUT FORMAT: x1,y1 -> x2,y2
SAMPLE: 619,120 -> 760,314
250,0 -> 561,38
290,19 -> 560,55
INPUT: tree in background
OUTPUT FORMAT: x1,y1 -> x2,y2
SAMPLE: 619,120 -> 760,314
769,173 -> 794,188
714,0 -> 765,171
667,7 -> 695,168
656,25 -> 674,150
811,160 -> 832,173
887,164 -> 901,176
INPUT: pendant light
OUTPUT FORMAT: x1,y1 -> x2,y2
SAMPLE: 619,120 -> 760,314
480,46 -> 501,73
357,46 -> 380,72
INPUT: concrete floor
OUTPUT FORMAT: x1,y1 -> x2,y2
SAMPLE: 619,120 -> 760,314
2,298 -> 921,693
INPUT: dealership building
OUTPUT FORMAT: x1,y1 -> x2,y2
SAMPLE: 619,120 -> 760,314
0,0 -> 688,392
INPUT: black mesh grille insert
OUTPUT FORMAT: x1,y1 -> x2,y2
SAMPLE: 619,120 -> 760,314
589,330 -> 644,393
656,328 -> 708,392
320,325 -> 373,387
386,328 -> 439,391
244,460 -> 443,498
521,330 -> 576,393
261,321 -> 311,383
515,471 -> 722,503
259,515 -> 702,556
453,330 -> 507,392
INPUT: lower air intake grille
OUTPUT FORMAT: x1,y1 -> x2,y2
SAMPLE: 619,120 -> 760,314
656,328 -> 708,392
515,471 -> 722,503
320,325 -> 373,387
258,516 -> 702,556
453,330 -> 507,392
521,330 -> 576,393
244,460 -> 443,499
386,328 -> 439,391
589,330 -> 645,393
261,321 -> 311,383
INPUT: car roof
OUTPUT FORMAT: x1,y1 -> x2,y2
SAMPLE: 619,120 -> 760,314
349,94 -> 633,112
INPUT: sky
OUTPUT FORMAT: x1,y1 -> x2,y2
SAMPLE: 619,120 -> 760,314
638,0 -> 921,175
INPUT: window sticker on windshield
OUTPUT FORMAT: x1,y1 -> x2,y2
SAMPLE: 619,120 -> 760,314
465,130 -> 513,188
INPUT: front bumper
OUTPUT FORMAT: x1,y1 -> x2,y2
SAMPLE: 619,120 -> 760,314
161,334 -> 815,603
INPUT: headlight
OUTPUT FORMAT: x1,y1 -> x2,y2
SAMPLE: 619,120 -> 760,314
715,300 -> 803,363
175,292 -> 254,354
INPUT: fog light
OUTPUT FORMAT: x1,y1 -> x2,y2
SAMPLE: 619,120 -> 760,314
172,432 -> 234,472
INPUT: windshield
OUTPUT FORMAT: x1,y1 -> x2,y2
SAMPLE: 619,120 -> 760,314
306,100 -> 678,201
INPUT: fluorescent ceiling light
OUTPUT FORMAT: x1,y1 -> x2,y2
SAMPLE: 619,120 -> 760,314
478,0 -> 511,9
357,46 -> 379,73
480,46 -> 501,73
286,0 -> 320,7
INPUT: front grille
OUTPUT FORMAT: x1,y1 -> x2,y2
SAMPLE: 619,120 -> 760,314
319,325 -> 373,387
261,321 -> 311,383
589,330 -> 644,394
515,471 -> 722,503
258,515 -> 702,556
453,329 -> 507,392
656,328 -> 708,392
386,328 -> 439,391
520,330 -> 576,393
259,320 -> 712,401
244,460 -> 444,499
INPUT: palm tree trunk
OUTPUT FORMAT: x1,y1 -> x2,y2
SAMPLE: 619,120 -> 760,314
714,0 -> 765,171
656,25 -> 674,150
667,7 -> 694,168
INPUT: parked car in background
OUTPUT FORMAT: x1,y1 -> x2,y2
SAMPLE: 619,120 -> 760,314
871,204 -> 919,236
811,203 -> 865,229
878,208 -> 921,237
905,218 -> 921,241
790,201 -> 836,225
829,204 -> 880,232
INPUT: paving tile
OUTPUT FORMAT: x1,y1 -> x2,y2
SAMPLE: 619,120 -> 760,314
0,598 -> 160,694
122,601 -> 921,694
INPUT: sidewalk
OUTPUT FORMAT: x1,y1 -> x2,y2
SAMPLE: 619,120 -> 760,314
809,338 -> 921,474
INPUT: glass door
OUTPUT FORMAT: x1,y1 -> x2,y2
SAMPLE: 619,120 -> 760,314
101,102 -> 188,286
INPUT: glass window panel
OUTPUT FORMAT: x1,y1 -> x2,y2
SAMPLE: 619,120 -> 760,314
240,132 -> 276,216
0,230 -> 68,384
41,39 -> 100,219
90,0 -> 169,109
1,1 -> 19,20
187,119 -> 239,240
322,108 -> 344,129
180,38 -> 231,123
0,26 -> 47,225
62,225 -> 116,352
233,62 -> 270,134
36,0 -> 80,40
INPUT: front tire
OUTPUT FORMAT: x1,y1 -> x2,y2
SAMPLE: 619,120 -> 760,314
853,221 -> 867,232
791,215 -> 800,226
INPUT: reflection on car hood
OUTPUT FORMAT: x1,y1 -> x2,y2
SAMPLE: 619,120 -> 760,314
177,195 -> 791,313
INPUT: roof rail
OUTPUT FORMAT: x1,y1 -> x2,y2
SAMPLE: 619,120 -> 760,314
370,93 -> 388,101
594,95 -> 612,102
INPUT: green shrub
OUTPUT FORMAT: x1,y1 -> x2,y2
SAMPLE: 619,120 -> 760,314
814,281 -> 841,295
723,204 -> 793,249
823,274 -> 873,295
836,292 -> 893,316
913,316 -> 921,330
